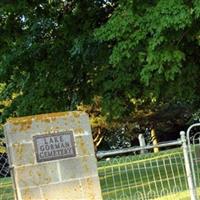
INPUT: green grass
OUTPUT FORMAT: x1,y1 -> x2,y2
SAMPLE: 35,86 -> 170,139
0,177 -> 14,200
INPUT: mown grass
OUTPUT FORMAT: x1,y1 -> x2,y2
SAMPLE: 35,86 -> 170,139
0,177 -> 14,200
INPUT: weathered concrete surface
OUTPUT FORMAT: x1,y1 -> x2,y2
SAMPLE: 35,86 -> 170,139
4,111 -> 102,200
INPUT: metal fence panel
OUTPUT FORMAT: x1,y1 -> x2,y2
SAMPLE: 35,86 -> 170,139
187,123 -> 200,199
98,148 -> 190,200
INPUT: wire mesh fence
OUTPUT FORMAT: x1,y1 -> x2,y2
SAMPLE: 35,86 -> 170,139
0,139 -> 14,200
98,147 -> 191,200
1,131 -> 200,200
0,139 -> 192,200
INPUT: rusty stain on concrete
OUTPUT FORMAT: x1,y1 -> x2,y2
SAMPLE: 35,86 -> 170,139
13,144 -> 24,161
12,144 -> 35,165
8,111 -> 86,124
72,111 -> 81,118
79,137 -> 88,155
83,158 -> 89,174
74,127 -> 84,135
8,112 -> 65,123
7,111 -> 87,133
86,178 -> 95,200
22,188 -> 32,200
10,120 -> 32,132
28,170 -> 33,177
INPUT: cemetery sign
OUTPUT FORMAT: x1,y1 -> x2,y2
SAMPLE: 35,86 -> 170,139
33,131 -> 76,162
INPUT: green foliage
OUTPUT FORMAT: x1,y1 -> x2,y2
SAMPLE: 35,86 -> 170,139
194,0 -> 200,18
95,0 -> 200,117
0,0 -> 109,121
1,0 -> 200,123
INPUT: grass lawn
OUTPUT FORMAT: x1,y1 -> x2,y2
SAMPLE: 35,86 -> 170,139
0,177 -> 14,200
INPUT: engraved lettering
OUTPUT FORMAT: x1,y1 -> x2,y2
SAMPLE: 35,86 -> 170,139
44,138 -> 48,145
40,145 -> 44,151
39,152 -> 44,158
50,137 -> 54,143
60,135 -> 64,142
65,143 -> 70,147
54,137 -> 59,143
45,145 -> 50,150
34,132 -> 76,162
55,143 -> 60,149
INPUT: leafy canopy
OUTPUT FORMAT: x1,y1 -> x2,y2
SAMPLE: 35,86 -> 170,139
0,0 -> 200,123
95,0 -> 200,117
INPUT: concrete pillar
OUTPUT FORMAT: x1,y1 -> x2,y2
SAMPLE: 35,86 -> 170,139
4,111 -> 103,200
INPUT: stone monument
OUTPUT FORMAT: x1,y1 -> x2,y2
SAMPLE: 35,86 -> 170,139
4,111 -> 102,200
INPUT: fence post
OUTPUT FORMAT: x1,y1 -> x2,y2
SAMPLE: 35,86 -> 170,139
151,129 -> 159,153
138,134 -> 146,154
180,131 -> 198,200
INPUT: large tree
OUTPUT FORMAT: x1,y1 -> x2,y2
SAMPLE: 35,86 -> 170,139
0,0 -> 114,121
94,0 -> 200,119
1,0 -> 200,141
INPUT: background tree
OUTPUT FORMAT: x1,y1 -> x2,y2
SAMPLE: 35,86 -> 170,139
0,0 -> 113,119
1,0 -> 200,149
94,0 -> 200,118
